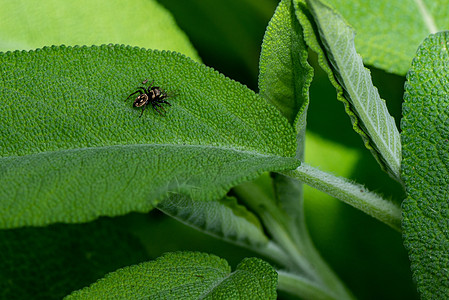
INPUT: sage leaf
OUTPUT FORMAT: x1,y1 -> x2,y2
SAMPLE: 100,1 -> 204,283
65,252 -> 278,299
302,0 -> 402,180
158,196 -> 269,247
402,31 -> 449,298
0,45 -> 298,228
259,0 -> 313,133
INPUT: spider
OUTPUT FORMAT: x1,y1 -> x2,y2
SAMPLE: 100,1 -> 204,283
125,80 -> 171,117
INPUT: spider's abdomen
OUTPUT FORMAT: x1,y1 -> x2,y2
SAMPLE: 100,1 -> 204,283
133,94 -> 149,107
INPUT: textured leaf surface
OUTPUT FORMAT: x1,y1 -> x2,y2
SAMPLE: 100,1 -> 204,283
0,45 -> 298,228
402,31 -> 449,298
303,0 -> 401,180
325,0 -> 449,75
0,0 -> 198,61
259,0 -> 313,129
258,0 -> 313,249
158,196 -> 269,247
65,252 -> 278,299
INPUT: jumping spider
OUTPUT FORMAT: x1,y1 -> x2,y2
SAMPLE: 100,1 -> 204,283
125,80 -> 171,117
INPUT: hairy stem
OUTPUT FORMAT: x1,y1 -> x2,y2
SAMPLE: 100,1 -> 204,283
281,163 -> 401,231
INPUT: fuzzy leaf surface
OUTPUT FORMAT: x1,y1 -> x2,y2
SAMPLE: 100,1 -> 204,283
0,0 -> 198,60
325,0 -> 449,75
258,0 -> 313,247
158,196 -> 269,247
402,31 -> 449,298
65,252 -> 278,299
0,45 -> 298,228
303,0 -> 401,180
259,0 -> 313,131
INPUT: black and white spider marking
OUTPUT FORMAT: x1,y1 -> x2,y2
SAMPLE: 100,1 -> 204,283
125,80 -> 172,117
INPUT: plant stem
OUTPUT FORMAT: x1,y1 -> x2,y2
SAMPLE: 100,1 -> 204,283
234,181 -> 354,300
281,163 -> 402,231
277,270 -> 340,300
239,240 -> 293,268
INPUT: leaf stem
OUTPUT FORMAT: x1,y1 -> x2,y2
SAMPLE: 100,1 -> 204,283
234,181 -> 354,300
277,270 -> 341,300
280,163 -> 401,231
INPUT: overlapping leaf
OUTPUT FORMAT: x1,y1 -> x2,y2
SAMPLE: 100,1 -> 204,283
295,0 -> 401,180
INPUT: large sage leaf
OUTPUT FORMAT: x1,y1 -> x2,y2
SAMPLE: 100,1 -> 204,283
0,45 -> 298,228
402,31 -> 449,298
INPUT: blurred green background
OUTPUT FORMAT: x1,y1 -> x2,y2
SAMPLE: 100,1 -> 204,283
0,0 -> 417,299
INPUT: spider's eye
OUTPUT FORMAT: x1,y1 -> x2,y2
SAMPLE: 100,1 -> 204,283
133,94 -> 148,107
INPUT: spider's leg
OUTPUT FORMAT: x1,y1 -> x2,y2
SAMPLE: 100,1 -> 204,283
147,80 -> 154,90
153,103 -> 167,116
139,104 -> 147,118
137,86 -> 149,94
125,90 -> 143,102
157,99 -> 172,106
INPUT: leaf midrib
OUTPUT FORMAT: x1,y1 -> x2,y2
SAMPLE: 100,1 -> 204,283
0,143 -> 294,160
330,27 -> 401,173
413,0 -> 438,34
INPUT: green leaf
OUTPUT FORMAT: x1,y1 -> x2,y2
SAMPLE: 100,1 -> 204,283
65,252 -> 278,299
324,0 -> 449,75
0,0 -> 199,61
402,31 -> 449,298
0,45 -> 299,228
259,0 -> 313,131
258,0 -> 313,260
298,0 -> 401,180
203,256 -> 278,300
157,195 -> 269,247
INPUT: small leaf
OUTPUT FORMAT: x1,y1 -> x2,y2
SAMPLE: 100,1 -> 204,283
0,0 -> 199,61
65,252 -> 278,299
258,0 -> 313,238
402,31 -> 449,298
259,0 -> 313,131
299,0 -> 401,180
158,195 -> 269,247
0,45 -> 299,228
